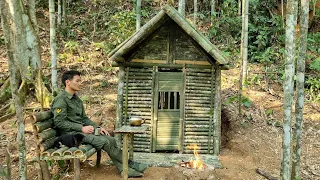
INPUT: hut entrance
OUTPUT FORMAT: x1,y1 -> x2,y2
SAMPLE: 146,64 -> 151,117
155,72 -> 183,151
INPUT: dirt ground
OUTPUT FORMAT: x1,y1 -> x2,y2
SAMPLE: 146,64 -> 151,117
0,67 -> 320,180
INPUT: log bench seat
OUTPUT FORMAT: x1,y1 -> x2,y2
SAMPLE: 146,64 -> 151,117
31,110 -> 101,180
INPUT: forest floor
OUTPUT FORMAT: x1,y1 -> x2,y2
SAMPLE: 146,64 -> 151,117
0,62 -> 320,180
0,2 -> 320,179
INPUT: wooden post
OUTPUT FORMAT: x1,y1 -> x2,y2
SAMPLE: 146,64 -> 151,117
213,64 -> 221,155
208,66 -> 215,154
124,67 -> 129,126
31,115 -> 51,180
96,150 -> 101,168
74,159 -> 80,180
129,133 -> 134,160
122,134 -> 129,180
179,67 -> 186,153
152,67 -> 159,152
116,66 -> 125,145
150,66 -> 156,152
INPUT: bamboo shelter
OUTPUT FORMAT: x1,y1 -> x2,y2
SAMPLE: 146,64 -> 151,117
109,5 -> 229,155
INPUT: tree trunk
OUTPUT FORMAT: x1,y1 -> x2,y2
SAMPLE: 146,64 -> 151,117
27,0 -> 38,33
281,0 -> 298,179
291,0 -> 308,179
241,0 -> 249,85
178,0 -> 186,17
136,0 -> 141,31
194,0 -> 198,28
211,0 -> 215,25
63,0 -> 67,25
49,0 -> 58,96
282,0 -> 284,27
58,0 -> 62,27
238,0 -> 242,15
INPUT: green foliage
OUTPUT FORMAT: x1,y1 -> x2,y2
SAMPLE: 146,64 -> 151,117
309,57 -> 320,72
225,95 -> 251,108
307,32 -> 320,53
64,41 -> 79,53
106,11 -> 136,46
265,109 -> 273,116
305,77 -> 320,102
100,80 -> 108,87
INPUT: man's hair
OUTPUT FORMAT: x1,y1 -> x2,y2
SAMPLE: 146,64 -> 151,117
62,70 -> 81,87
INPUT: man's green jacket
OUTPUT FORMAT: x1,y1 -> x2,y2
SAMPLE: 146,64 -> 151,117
51,90 -> 97,134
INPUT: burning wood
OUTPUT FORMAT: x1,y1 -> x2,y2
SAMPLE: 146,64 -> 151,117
178,144 -> 209,170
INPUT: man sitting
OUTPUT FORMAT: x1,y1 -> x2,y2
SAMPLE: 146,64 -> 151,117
51,70 -> 148,177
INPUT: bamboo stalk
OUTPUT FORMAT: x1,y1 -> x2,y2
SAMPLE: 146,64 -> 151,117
185,83 -> 212,87
51,146 -> 69,156
213,64 -> 221,155
185,100 -> 211,104
184,128 -> 210,132
38,129 -> 56,142
41,148 -> 56,157
132,148 -> 150,152
40,138 -> 56,152
185,117 -> 211,121
62,147 -> 78,156
34,120 -> 53,133
128,68 -> 153,72
185,107 -> 211,111
74,159 -> 80,180
81,148 -> 97,162
33,111 -> 53,122
185,96 -> 211,100
74,145 -> 94,156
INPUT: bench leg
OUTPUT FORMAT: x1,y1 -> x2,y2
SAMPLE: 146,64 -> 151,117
40,161 -> 51,180
74,159 -> 80,180
96,150 -> 101,168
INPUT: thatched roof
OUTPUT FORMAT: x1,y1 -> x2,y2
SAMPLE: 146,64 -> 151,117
108,5 -> 229,66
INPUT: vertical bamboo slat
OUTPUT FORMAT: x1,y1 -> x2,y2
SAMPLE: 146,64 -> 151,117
116,66 -> 125,145
213,64 -> 221,155
152,67 -> 159,152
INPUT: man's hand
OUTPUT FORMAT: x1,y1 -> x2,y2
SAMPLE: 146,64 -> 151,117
100,127 -> 110,136
82,125 -> 94,134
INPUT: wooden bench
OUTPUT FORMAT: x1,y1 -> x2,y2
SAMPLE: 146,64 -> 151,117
31,110 -> 101,180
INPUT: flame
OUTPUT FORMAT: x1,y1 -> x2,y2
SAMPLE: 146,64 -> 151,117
181,144 -> 206,169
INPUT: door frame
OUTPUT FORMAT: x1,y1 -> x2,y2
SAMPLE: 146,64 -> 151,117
152,71 -> 185,152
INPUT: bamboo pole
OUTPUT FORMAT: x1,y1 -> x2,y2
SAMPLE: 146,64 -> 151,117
40,138 -> 56,152
74,159 -> 81,180
116,66 -> 125,145
32,114 -> 51,180
63,147 -> 78,156
34,120 -> 53,133
33,111 -> 53,122
74,145 -> 94,156
51,146 -> 69,156
38,129 -> 56,142
41,149 -> 56,157
213,64 -> 221,155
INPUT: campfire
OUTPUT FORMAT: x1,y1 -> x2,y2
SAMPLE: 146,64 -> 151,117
179,144 -> 207,170
167,144 -> 217,180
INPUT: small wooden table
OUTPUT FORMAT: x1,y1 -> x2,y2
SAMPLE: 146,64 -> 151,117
114,125 -> 148,180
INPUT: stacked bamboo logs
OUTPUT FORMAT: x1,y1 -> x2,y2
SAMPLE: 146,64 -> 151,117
123,67 -> 153,152
184,68 -> 215,154
31,111 -> 99,161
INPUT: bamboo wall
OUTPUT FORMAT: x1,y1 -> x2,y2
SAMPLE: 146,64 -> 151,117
123,67 -> 154,152
183,68 -> 216,154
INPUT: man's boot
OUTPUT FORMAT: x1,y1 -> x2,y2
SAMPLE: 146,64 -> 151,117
121,168 -> 143,178
129,160 -> 149,173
